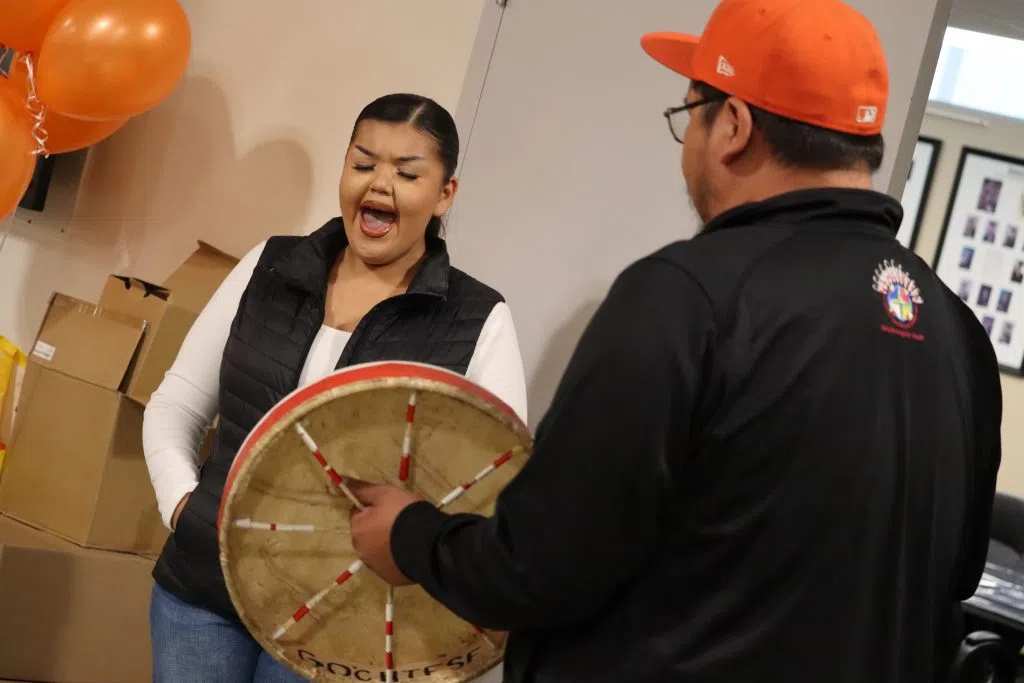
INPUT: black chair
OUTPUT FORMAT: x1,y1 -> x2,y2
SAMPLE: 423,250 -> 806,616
988,492 -> 1024,572
947,631 -> 1017,683
966,491 -> 1024,679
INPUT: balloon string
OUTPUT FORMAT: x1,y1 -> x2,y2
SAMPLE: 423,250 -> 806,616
16,54 -> 49,158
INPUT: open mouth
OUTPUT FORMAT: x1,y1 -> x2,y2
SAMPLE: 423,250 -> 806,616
359,203 -> 397,238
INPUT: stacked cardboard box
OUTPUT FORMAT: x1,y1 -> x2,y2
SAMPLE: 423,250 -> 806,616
0,242 -> 238,682
0,514 -> 156,682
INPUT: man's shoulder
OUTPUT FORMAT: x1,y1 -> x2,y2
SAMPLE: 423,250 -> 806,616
652,223 -> 793,263
940,283 -> 1001,376
638,226 -> 793,308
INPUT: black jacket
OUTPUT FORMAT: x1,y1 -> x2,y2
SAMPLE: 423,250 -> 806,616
153,218 -> 504,619
392,189 -> 1002,683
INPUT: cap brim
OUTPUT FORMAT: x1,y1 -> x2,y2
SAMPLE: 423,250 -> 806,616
641,32 -> 699,80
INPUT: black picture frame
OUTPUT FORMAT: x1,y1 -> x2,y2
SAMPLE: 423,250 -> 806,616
933,146 -> 1024,376
900,136 -> 942,251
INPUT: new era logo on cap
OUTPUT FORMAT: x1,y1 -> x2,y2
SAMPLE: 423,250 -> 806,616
717,55 -> 735,77
856,106 -> 879,125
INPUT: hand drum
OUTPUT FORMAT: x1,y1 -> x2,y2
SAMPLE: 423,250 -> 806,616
219,361 -> 533,682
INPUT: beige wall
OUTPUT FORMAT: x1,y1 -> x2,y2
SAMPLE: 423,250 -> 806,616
0,0 -> 486,352
916,108 -> 1024,496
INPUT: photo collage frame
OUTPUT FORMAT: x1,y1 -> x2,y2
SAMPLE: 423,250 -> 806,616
933,147 -> 1024,374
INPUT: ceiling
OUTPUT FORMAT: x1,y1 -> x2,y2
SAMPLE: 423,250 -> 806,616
950,0 -> 1024,39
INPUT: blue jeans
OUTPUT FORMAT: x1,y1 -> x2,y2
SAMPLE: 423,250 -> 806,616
150,584 -> 305,683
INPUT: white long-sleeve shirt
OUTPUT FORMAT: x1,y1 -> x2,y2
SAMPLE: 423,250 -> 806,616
142,241 -> 529,528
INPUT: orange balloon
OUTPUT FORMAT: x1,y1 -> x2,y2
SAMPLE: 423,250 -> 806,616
36,0 -> 190,121
0,94 -> 36,220
38,109 -> 127,153
0,0 -> 72,53
0,63 -> 128,153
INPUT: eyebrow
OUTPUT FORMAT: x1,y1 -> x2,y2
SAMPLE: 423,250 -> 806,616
354,144 -> 425,163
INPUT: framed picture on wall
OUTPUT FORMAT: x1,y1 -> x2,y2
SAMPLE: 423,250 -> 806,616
933,146 -> 1024,375
897,136 -> 941,250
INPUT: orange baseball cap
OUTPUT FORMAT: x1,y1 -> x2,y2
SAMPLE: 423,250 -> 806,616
641,0 -> 889,136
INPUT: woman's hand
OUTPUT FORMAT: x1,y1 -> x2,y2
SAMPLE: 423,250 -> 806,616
171,493 -> 191,530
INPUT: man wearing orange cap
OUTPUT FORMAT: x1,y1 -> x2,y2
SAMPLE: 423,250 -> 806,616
349,1 -> 1002,681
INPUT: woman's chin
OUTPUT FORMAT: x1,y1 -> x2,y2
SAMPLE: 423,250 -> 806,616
347,237 -> 402,267
342,221 -> 426,269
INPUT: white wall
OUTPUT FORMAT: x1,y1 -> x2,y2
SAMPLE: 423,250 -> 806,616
915,107 -> 1024,496
447,0 -> 954,427
0,0 -> 488,352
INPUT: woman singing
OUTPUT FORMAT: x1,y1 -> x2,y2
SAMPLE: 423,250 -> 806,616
143,93 -> 527,682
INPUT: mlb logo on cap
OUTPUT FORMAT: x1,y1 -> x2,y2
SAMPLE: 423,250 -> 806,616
857,106 -> 879,125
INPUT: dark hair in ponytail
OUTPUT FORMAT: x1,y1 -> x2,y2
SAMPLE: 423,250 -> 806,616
351,93 -> 459,240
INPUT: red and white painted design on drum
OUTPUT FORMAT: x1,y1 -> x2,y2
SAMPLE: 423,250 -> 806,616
472,623 -> 498,650
260,439 -> 516,649
271,559 -> 364,640
438,448 -> 518,509
233,518 -> 324,532
398,391 -> 418,483
385,588 -> 396,677
293,422 -> 363,510
218,361 -> 528,532
388,391 -> 416,676
294,421 -> 343,487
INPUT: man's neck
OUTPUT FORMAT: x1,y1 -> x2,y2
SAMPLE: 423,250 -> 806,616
710,166 -> 875,219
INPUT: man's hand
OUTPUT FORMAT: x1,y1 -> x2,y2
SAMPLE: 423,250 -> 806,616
171,493 -> 190,531
349,483 -> 423,586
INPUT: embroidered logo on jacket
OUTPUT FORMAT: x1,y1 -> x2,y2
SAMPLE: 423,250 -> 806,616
872,259 -> 925,341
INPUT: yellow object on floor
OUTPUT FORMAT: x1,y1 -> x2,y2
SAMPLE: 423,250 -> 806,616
0,336 -> 25,476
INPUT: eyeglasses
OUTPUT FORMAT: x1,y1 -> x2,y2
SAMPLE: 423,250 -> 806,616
663,96 -> 725,144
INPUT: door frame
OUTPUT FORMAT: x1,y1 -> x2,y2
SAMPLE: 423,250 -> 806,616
454,0 -> 507,174
886,0 -> 955,199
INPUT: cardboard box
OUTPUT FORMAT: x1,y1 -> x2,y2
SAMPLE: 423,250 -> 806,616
0,514 -> 154,682
162,240 -> 240,312
98,276 -> 197,406
0,295 -> 167,554
0,243 -> 237,555
99,241 -> 239,405
26,293 -> 146,393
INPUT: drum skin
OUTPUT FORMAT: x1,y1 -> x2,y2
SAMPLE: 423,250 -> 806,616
219,361 -> 533,682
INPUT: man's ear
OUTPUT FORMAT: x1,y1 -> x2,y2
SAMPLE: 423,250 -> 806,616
712,97 -> 755,165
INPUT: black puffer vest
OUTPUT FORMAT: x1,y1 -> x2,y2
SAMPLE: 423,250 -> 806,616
152,218 -> 504,619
